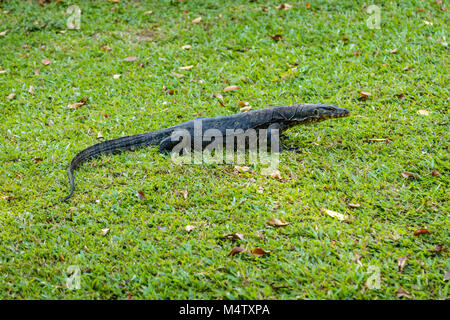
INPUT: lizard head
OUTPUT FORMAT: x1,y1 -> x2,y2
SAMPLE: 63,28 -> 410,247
293,104 -> 350,124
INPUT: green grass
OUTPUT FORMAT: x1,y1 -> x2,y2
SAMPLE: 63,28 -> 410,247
0,0 -> 448,299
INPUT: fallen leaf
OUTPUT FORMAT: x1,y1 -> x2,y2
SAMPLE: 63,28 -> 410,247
235,166 -> 250,172
270,34 -> 283,41
394,93 -> 405,99
136,190 -> 146,201
213,93 -> 224,101
267,217 -> 290,227
359,91 -> 372,99
33,158 -> 43,163
401,172 -> 417,179
417,109 -> 429,116
185,225 -> 196,233
0,70 -> 7,74
353,253 -> 363,267
0,30 -> 9,36
389,48 -> 398,54
434,244 -> 448,253
396,287 -> 412,298
182,45 -> 192,50
102,45 -> 112,51
322,208 -> 348,221
179,65 -> 194,70
413,228 -> 430,236
41,58 -> 51,65
353,50 -> 360,55
101,228 -> 110,236
398,257 -> 407,272
238,101 -> 249,107
166,89 -> 175,95
276,3 -> 293,10
179,189 -> 188,199
423,20 -> 433,25
240,106 -> 252,112
270,170 -> 282,180
60,30 -> 67,34
113,74 -> 121,79
252,248 -> 271,257
34,69 -> 40,75
367,138 -> 392,143
144,10 -> 153,15
223,85 -> 240,92
348,203 -> 361,208
172,72 -> 184,78
192,17 -> 202,24
67,101 -> 85,109
431,170 -> 441,177
306,3 -> 311,8
29,86 -> 34,95
416,8 -> 424,13
97,132 -> 103,139
224,233 -> 245,241
123,56 -> 137,62
228,246 -> 245,256
7,93 -> 16,100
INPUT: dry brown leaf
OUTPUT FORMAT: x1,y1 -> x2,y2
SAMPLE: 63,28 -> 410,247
97,132 -> 104,139
235,166 -> 250,172
353,50 -> 360,55
390,48 -> 398,54
252,248 -> 271,257
367,138 -> 392,143
41,58 -> 51,65
213,93 -> 224,101
322,208 -> 347,221
276,3 -> 293,10
223,85 -> 240,92
240,106 -> 252,112
185,225 -> 196,233
431,170 -> 442,177
359,91 -> 372,99
417,109 -> 429,116
7,93 -> 16,100
402,66 -> 411,72
401,172 -> 417,179
396,287 -> 412,298
102,45 -> 112,51
179,65 -> 194,70
182,45 -> 192,50
413,228 -> 430,236
34,69 -> 40,75
179,189 -> 188,199
136,190 -> 146,201
67,102 -> 85,109
123,56 -> 137,62
33,158 -> 43,163
172,72 -> 184,78
238,101 -> 249,107
166,89 -> 175,95
348,203 -> 361,208
270,170 -> 282,180
29,86 -> 34,95
101,228 -> 110,236
267,217 -> 290,227
224,233 -> 245,241
398,257 -> 408,272
270,34 -> 283,41
306,3 -> 311,8
192,17 -> 202,24
228,246 -> 245,256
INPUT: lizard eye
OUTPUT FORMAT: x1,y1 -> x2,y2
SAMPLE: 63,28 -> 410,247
314,109 -> 320,116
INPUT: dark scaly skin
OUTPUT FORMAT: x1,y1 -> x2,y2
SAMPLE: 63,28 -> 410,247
58,104 -> 350,204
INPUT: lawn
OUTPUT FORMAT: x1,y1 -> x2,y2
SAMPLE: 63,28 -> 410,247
0,0 -> 448,299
